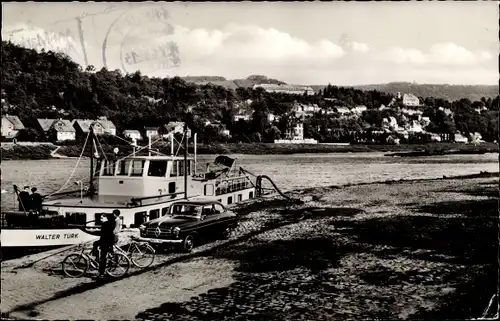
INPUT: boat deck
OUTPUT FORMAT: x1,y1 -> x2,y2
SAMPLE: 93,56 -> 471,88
43,195 -> 134,208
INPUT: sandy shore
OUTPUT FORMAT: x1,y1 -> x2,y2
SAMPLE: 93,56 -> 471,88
1,175 -> 498,320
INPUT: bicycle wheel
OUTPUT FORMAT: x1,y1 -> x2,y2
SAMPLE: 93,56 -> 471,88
130,244 -> 156,268
105,252 -> 130,278
62,253 -> 89,278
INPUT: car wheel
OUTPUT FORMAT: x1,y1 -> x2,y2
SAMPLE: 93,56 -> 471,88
181,234 -> 195,253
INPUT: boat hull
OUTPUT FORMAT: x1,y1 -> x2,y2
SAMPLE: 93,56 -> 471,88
0,228 -> 99,248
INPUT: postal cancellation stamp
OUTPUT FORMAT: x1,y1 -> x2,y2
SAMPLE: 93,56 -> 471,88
103,3 -> 180,75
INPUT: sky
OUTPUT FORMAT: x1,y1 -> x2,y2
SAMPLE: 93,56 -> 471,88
2,1 -> 498,86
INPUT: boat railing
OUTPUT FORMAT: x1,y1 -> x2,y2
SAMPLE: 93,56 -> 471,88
215,175 -> 254,196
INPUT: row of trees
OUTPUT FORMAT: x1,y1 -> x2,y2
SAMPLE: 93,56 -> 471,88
1,41 -> 498,144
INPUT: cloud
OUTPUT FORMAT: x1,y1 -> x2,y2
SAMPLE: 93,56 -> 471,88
157,24 -> 347,65
2,22 -> 496,85
350,41 -> 370,53
383,42 -> 492,66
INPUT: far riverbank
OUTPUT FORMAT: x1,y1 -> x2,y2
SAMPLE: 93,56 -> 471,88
1,142 -> 498,160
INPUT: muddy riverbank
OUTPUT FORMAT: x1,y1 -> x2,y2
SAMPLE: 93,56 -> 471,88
1,175 -> 498,320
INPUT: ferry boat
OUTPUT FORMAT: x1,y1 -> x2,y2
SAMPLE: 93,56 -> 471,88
1,122 -> 279,253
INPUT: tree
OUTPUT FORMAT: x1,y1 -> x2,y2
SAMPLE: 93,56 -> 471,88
16,128 -> 41,142
264,126 -> 282,142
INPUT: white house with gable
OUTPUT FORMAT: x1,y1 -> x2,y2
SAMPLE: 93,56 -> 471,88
403,94 -> 420,107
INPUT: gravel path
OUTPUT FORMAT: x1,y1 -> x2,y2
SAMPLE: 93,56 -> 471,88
1,176 -> 498,320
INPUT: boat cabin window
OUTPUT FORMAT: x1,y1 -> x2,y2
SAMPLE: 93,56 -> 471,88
148,160 -> 168,177
131,160 -> 145,176
161,207 -> 169,216
178,160 -> 191,176
134,211 -> 147,226
170,161 -> 178,177
238,194 -> 242,202
117,160 -> 132,176
102,160 -> 116,176
228,196 -> 233,205
66,212 -> 86,226
149,209 -> 160,220
249,191 -> 254,199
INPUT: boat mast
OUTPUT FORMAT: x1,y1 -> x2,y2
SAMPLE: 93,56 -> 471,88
89,123 -> 95,197
184,120 -> 188,199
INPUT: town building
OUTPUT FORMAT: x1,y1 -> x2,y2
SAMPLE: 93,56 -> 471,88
123,130 -> 143,141
1,114 -> 25,139
352,105 -> 367,114
253,84 -> 315,96
454,133 -> 468,143
145,127 -> 159,138
37,118 -> 76,141
72,119 -> 106,138
97,116 -> 117,136
160,121 -> 192,138
402,93 -> 420,107
336,107 -> 351,115
382,116 -> 400,130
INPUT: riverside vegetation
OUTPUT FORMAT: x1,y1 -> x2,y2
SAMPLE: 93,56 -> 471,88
1,141 -> 498,161
1,41 -> 499,148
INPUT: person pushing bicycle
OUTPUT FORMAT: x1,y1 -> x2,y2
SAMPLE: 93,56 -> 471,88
92,210 -> 121,279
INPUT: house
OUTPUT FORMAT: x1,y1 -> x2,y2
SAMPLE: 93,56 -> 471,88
285,122 -> 304,141
96,116 -> 117,136
438,107 -> 454,117
37,118 -> 75,141
401,108 -> 423,116
1,115 -> 25,139
406,120 -> 424,133
234,114 -> 251,121
403,94 -> 420,107
160,121 -> 192,137
145,127 -> 159,138
72,119 -> 106,138
352,105 -> 367,114
382,116 -> 399,130
430,133 -> 442,142
293,103 -> 321,115
454,133 -> 468,143
48,119 -> 76,141
123,130 -> 142,141
253,84 -> 315,95
420,116 -> 431,128
336,107 -> 351,115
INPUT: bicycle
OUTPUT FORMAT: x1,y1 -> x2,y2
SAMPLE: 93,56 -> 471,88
62,241 -> 131,278
115,236 -> 156,268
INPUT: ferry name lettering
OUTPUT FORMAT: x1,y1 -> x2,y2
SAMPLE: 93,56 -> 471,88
35,233 -> 79,240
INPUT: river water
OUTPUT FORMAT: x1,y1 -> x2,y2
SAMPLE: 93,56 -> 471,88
1,152 -> 498,211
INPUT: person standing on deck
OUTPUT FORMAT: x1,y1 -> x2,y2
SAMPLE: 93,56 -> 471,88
30,187 -> 43,213
18,186 -> 31,211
